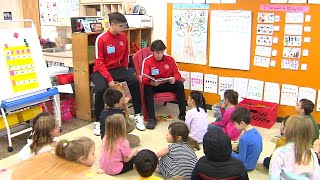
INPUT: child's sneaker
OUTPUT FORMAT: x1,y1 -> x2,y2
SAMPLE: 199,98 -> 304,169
93,122 -> 101,136
133,114 -> 146,131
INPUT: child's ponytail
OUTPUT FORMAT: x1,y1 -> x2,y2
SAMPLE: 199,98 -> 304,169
55,139 -> 67,158
190,91 -> 206,112
187,136 -> 200,151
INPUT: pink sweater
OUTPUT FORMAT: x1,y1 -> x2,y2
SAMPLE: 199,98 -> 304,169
211,107 -> 240,141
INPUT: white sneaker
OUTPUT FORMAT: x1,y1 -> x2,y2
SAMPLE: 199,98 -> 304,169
133,114 -> 146,131
93,122 -> 101,136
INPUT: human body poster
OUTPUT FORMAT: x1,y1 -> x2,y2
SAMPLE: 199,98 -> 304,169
172,4 -> 208,65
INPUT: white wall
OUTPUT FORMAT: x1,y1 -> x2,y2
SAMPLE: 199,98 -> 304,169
0,0 -> 24,28
136,0 -> 168,44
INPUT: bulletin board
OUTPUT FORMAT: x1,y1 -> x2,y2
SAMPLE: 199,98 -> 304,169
0,26 -> 52,101
167,0 -> 320,123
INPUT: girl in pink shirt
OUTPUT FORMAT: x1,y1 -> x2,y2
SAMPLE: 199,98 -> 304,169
98,114 -> 138,175
208,89 -> 240,141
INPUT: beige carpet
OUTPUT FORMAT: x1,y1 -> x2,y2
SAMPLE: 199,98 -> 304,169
0,103 -> 281,180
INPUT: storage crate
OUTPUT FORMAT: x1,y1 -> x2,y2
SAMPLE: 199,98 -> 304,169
0,114 -> 19,130
56,73 -> 74,85
238,98 -> 278,129
19,106 -> 43,122
43,95 -> 75,121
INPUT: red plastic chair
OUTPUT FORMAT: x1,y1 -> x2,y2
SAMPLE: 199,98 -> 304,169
132,47 -> 184,121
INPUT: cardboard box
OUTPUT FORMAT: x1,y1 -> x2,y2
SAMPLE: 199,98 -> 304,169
125,15 -> 152,28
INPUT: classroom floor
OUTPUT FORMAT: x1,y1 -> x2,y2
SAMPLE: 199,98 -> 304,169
0,103 -> 280,180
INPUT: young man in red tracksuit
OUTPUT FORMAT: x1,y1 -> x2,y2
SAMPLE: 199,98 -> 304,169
91,12 -> 145,136
141,40 -> 186,129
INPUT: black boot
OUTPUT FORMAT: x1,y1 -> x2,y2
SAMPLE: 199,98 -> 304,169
146,119 -> 157,129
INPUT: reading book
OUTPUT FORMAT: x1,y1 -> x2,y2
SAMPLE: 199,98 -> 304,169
114,81 -> 132,99
143,74 -> 172,83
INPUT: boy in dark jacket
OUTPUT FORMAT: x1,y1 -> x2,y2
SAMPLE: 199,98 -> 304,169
191,128 -> 248,180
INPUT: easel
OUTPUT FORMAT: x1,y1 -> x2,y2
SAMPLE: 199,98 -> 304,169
0,20 -> 61,152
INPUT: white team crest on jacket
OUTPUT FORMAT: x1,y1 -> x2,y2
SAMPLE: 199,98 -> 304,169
164,64 -> 169,69
119,41 -> 124,46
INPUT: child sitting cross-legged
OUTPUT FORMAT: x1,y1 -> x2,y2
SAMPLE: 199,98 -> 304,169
99,88 -> 140,147
98,114 -> 139,175
230,107 -> 263,171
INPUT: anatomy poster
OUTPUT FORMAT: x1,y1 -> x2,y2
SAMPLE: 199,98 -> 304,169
172,5 -> 208,65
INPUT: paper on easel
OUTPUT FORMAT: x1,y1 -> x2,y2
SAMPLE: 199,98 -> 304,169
180,71 -> 190,89
298,87 -> 316,103
317,90 -> 320,111
280,84 -> 298,106
55,84 -> 73,94
204,74 -> 218,94
246,79 -> 264,101
218,76 -> 234,95
233,77 -> 248,99
264,82 -> 280,103
190,72 -> 204,91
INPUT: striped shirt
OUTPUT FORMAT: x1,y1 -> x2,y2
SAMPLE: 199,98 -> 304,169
159,142 -> 198,179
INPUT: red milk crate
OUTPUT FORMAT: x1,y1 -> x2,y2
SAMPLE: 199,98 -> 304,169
238,98 -> 278,129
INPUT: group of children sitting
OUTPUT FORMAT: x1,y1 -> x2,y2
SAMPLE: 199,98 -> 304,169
16,88 -> 320,179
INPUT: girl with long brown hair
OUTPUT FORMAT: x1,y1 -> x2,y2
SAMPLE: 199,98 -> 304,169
269,115 -> 320,179
98,114 -> 138,175
18,115 -> 60,160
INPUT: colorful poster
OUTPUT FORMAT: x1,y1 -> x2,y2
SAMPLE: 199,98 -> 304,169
283,47 -> 301,58
281,84 -> 299,106
256,35 -> 273,46
258,13 -> 275,23
264,82 -> 280,104
257,24 -> 274,35
4,46 -> 39,93
284,36 -> 302,46
204,74 -> 218,94
172,8 -> 208,65
281,59 -> 299,70
190,72 -> 204,91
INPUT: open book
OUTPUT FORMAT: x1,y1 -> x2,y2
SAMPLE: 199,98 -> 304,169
114,81 -> 132,99
143,73 -> 172,83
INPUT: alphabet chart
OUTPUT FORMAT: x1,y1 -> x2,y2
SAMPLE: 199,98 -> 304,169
264,82 -> 280,104
204,74 -> 218,94
190,72 -> 203,91
218,76 -> 234,95
280,84 -> 298,106
4,46 -> 39,93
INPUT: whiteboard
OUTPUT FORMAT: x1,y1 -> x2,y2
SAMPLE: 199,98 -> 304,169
209,10 -> 252,70
0,27 -> 52,101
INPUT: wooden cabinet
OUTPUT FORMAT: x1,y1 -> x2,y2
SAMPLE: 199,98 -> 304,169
80,0 -> 136,16
72,28 -> 152,121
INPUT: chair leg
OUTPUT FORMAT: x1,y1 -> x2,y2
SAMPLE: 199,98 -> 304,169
163,102 -> 167,106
